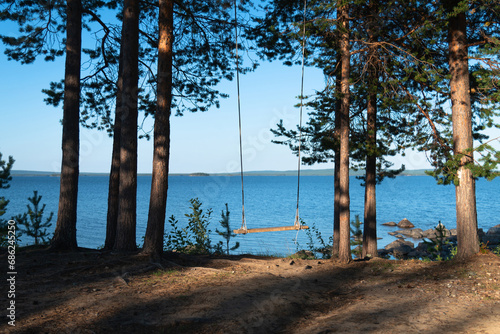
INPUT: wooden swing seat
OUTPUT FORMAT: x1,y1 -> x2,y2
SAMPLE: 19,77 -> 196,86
233,225 -> 309,234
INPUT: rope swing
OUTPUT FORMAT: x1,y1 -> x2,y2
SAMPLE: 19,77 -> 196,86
233,0 -> 309,234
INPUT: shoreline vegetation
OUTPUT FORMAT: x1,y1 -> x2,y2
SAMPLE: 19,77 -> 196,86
11,168 -> 436,177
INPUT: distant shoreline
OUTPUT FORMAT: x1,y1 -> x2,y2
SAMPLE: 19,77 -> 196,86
11,168 -> 433,177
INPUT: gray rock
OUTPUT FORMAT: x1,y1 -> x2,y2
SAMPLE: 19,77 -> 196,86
388,231 -> 398,236
422,227 -> 451,240
378,249 -> 390,257
392,245 -> 414,258
483,225 -> 500,245
409,228 -> 424,239
395,234 -> 405,239
398,218 -> 414,228
382,221 -> 397,227
396,228 -> 424,239
294,250 -> 315,259
407,250 -> 423,258
487,224 -> 500,235
385,239 -> 414,251
422,228 -> 435,239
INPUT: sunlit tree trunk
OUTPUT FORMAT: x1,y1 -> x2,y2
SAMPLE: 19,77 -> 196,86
338,1 -> 351,264
142,0 -> 174,256
332,62 -> 341,258
362,79 -> 377,259
51,0 -> 81,251
362,4 -> 378,259
114,0 -> 140,251
446,0 -> 479,259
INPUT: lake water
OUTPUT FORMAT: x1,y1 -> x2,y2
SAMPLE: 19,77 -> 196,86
2,175 -> 499,256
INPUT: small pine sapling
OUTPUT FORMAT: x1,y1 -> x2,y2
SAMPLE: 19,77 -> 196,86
18,191 -> 54,245
216,203 -> 239,255
350,215 -> 363,259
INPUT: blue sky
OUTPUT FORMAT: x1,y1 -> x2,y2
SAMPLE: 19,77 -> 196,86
0,50 -> 435,174
0,11 -> 440,175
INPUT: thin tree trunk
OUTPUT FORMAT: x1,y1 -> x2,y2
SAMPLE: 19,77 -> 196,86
362,83 -> 377,259
447,0 -> 479,259
50,0 -> 81,251
332,61 -> 341,258
362,4 -> 378,259
142,0 -> 174,256
114,0 -> 140,252
104,48 -> 123,250
338,2 -> 351,264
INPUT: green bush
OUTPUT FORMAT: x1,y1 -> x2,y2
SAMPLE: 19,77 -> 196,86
296,220 -> 332,259
493,245 -> 500,256
164,198 -> 213,255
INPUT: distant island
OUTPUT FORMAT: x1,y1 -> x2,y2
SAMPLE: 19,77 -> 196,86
189,173 -> 210,177
12,168 -> 433,177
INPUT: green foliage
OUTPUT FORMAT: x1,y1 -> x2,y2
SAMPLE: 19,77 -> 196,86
16,191 -> 54,246
421,222 -> 456,261
164,198 -> 214,255
350,215 -> 363,259
296,220 -> 331,259
164,215 -> 189,252
185,198 -> 212,254
479,242 -> 490,254
493,244 -> 500,257
215,203 -> 240,255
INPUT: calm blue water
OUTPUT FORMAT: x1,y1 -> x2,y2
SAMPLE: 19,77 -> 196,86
2,175 -> 499,255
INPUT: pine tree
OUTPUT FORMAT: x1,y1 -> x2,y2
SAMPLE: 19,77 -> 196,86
142,0 -> 174,256
51,0 -> 82,251
113,0 -> 140,252
18,191 -> 54,246
216,204 -> 240,255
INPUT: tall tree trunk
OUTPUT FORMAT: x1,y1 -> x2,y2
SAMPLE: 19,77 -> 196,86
104,48 -> 123,250
447,0 -> 479,259
332,61 -> 341,258
114,0 -> 140,252
362,78 -> 377,259
50,0 -> 81,251
338,2 -> 351,264
362,5 -> 378,259
142,0 -> 174,256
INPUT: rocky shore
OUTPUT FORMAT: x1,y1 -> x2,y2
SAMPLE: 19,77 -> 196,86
380,218 -> 500,259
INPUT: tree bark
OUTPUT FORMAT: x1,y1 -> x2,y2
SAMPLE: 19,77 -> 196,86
50,0 -> 81,251
142,0 -> 174,256
114,0 -> 140,252
332,61 -> 341,258
447,0 -> 479,259
362,80 -> 377,259
104,48 -> 123,250
362,4 -> 378,259
338,2 -> 351,264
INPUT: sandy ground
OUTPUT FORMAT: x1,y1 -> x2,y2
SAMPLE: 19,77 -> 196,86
1,248 -> 500,334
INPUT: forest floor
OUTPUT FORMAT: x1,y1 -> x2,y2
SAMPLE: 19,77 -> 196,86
1,248 -> 500,334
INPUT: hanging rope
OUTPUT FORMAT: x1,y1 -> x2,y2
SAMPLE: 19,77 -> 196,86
234,0 -> 246,231
295,0 -> 307,228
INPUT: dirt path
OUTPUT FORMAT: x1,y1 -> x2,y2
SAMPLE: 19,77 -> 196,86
1,249 -> 499,333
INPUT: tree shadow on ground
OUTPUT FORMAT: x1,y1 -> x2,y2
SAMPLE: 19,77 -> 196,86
1,249 -> 499,333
